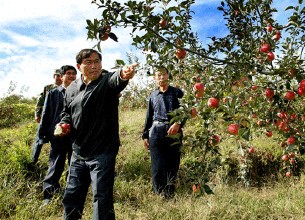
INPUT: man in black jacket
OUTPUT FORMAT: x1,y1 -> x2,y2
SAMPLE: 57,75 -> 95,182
57,49 -> 137,220
38,65 -> 77,204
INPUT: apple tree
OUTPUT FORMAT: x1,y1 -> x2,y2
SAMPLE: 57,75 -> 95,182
86,0 -> 305,192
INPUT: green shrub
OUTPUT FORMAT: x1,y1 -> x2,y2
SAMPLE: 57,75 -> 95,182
0,103 -> 34,128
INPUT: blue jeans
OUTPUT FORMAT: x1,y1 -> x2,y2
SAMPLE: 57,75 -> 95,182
62,152 -> 116,220
149,123 -> 181,198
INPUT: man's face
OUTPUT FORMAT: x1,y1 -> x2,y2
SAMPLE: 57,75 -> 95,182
77,52 -> 102,82
62,69 -> 77,86
54,74 -> 63,86
155,69 -> 169,87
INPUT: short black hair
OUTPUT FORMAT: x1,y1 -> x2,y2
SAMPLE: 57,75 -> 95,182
76,49 -> 102,64
154,66 -> 170,78
60,65 -> 77,75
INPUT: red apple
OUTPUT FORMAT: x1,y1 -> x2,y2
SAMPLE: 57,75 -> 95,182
273,31 -> 281,41
192,184 -> 200,193
285,91 -> 295,101
288,68 -> 295,77
209,134 -> 220,146
61,123 -> 71,133
266,24 -> 273,32
297,87 -> 305,96
228,124 -> 239,135
207,97 -> 219,108
99,32 -> 109,41
282,154 -> 289,161
251,85 -> 258,91
248,147 -> 255,153
285,171 -> 291,177
260,44 -> 270,53
266,130 -> 272,137
267,52 -> 275,61
299,80 -> 305,89
278,121 -> 287,131
190,107 -> 198,118
290,113 -> 297,120
193,83 -> 204,98
280,141 -> 287,148
175,48 -> 186,60
159,18 -> 167,29
277,112 -> 288,119
283,126 -> 290,133
287,136 -> 296,145
265,88 -> 274,99
289,158 -> 296,165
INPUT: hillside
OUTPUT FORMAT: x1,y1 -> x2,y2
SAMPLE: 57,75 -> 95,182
1,107 -> 305,219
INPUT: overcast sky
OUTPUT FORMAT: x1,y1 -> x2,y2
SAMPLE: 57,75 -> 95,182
0,0 -> 301,98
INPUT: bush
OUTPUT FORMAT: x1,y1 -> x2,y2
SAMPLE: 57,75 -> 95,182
0,103 -> 34,128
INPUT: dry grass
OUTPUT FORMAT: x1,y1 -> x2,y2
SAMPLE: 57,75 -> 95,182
1,108 -> 305,219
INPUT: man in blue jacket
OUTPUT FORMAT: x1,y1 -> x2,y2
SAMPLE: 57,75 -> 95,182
142,66 -> 184,199
31,69 -> 62,164
57,49 -> 137,220
38,65 -> 77,204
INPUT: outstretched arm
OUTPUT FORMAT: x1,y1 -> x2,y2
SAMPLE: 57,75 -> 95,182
120,63 -> 138,80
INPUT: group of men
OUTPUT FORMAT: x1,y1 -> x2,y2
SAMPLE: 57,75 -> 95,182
31,48 -> 185,220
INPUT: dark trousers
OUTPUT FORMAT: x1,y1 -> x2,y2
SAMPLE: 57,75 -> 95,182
31,130 -> 43,164
149,123 -> 181,198
62,152 -> 117,220
43,137 -> 72,199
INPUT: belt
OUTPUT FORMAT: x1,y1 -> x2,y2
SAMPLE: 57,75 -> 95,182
153,121 -> 169,124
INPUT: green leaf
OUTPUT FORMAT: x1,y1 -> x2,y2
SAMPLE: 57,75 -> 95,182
86,19 -> 93,26
97,41 -> 102,52
241,128 -> 250,141
109,32 -> 118,42
115,59 -> 125,66
151,41 -> 157,53
203,184 -> 214,195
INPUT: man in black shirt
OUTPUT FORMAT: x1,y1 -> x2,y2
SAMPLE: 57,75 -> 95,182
57,49 -> 137,220
142,66 -> 184,199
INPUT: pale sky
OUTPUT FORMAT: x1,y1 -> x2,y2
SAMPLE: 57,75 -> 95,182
0,0 -> 300,98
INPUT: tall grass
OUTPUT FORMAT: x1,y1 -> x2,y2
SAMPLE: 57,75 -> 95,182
1,108 -> 305,219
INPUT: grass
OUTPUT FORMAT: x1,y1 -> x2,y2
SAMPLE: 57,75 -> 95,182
1,108 -> 305,219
